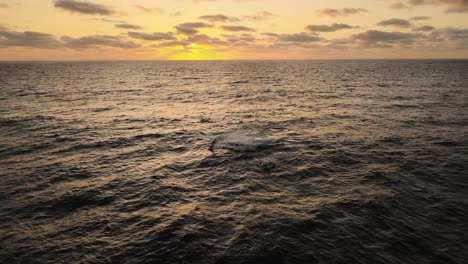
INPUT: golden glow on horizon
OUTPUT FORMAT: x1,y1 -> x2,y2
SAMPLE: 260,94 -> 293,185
168,44 -> 236,60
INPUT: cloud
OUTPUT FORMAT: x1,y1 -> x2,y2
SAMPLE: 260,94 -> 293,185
187,34 -> 227,45
220,25 -> 256,32
243,11 -> 276,21
445,7 -> 468,13
128,32 -> 175,41
0,30 -> 142,50
0,3 -> 21,8
411,16 -> 431,20
377,19 -> 413,28
352,30 -> 421,45
199,11 -> 275,23
389,1 -> 409,9
265,32 -> 321,42
425,27 -> 468,49
262,32 -> 279,37
199,14 -> 239,22
54,0 -> 116,15
437,27 -> 468,38
306,23 -> 357,33
133,5 -> 164,14
429,27 -> 468,44
62,35 -> 140,49
91,18 -> 126,24
0,30 -> 63,49
175,22 -> 213,35
223,34 -> 256,43
407,0 -> 468,13
412,25 -> 435,31
316,8 -> 368,17
151,40 -> 190,48
115,24 -> 143,30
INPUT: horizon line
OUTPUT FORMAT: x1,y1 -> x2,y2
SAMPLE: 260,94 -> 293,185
1,58 -> 468,63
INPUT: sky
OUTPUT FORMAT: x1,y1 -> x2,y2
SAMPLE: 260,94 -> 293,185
0,0 -> 467,60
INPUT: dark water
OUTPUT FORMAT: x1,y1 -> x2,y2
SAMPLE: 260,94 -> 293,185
0,60 -> 467,264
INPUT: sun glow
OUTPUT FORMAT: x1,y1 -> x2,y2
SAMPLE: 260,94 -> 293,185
170,44 -> 237,60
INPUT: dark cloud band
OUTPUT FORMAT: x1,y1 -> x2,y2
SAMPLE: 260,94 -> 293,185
54,0 -> 116,15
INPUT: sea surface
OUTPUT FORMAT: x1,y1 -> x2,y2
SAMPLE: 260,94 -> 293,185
0,60 -> 467,264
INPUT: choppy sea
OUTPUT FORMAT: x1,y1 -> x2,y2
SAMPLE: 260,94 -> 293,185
0,60 -> 467,264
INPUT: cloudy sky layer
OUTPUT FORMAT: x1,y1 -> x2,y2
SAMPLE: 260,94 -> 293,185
0,0 -> 467,60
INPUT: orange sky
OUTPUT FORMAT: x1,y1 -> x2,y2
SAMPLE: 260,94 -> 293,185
0,0 -> 467,60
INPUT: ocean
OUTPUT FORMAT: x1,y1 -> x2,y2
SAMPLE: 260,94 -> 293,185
0,60 -> 467,263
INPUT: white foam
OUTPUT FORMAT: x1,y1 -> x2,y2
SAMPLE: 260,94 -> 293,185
211,133 -> 273,152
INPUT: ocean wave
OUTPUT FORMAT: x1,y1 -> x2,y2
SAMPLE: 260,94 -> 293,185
0,61 -> 467,264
